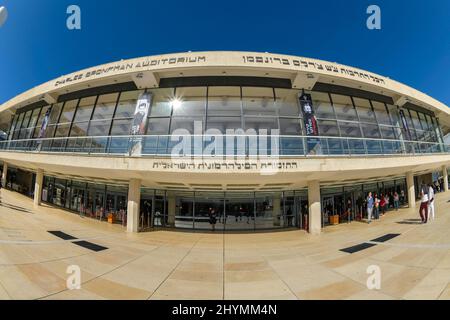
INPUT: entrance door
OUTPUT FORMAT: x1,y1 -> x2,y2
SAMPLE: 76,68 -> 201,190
95,192 -> 105,220
225,193 -> 255,230
322,196 -> 334,227
295,192 -> 308,230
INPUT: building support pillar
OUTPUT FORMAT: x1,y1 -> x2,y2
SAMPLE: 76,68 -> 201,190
443,165 -> 449,192
1,162 -> 8,188
406,171 -> 416,209
168,193 -> 176,226
308,180 -> 321,235
127,179 -> 141,233
34,169 -> 44,207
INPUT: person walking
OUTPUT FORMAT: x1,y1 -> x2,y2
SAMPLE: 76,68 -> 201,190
374,194 -> 380,220
209,208 -> 217,231
379,194 -> 386,216
393,192 -> 400,211
428,183 -> 435,221
366,192 -> 374,224
400,190 -> 405,205
419,190 -> 429,224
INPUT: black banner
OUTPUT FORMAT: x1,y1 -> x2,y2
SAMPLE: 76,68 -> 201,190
299,93 -> 321,154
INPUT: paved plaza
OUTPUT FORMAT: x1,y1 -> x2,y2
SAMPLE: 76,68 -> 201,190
0,189 -> 449,300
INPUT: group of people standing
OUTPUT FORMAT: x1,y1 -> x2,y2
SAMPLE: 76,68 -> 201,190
419,183 -> 436,224
366,191 -> 402,224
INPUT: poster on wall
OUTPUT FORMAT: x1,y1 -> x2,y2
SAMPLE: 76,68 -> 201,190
129,92 -> 153,156
36,107 -> 51,151
299,92 -> 322,155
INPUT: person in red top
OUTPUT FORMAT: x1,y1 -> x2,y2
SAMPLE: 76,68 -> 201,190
379,194 -> 387,216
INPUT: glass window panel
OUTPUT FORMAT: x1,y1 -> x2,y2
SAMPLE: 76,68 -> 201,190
88,120 -> 111,136
208,87 -> 241,116
311,92 -> 335,120
242,87 -> 276,116
44,124 -> 56,138
149,88 -> 173,117
418,113 -> 430,131
362,124 -> 381,138
338,121 -> 363,138
317,119 -> 339,136
244,117 -> 279,131
49,103 -> 63,124
206,116 -> 242,132
415,129 -> 427,142
372,101 -> 391,125
275,89 -> 301,117
279,118 -> 302,135
354,98 -> 376,123
59,100 -> 78,124
28,108 -> 41,129
379,125 -> 397,140
20,111 -> 32,129
16,112 -> 25,128
331,94 -> 358,121
91,93 -> 118,120
387,105 -> 400,126
409,110 -> 422,131
19,111 -> 32,139
70,122 -> 89,137
170,116 -> 203,134
73,96 -> 96,122
36,106 -> 49,128
8,115 -> 18,135
172,87 -> 206,116
147,118 -> 170,135
115,90 -> 144,118
110,119 -> 132,136
55,123 -> 71,137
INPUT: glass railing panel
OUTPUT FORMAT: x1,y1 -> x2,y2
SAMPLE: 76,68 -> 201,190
327,138 -> 344,155
88,137 -> 108,154
280,137 -> 304,156
108,137 -> 129,154
366,140 -> 382,155
382,140 -> 395,155
347,139 -> 366,155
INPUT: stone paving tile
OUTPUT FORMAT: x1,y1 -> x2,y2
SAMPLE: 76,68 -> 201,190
1,189 -> 450,300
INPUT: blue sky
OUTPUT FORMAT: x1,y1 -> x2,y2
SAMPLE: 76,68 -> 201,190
0,0 -> 449,105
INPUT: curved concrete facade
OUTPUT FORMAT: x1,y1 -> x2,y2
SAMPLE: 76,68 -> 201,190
0,51 -> 449,234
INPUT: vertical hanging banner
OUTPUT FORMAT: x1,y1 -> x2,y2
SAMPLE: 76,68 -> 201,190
36,107 -> 51,151
299,92 -> 321,154
129,92 -> 152,156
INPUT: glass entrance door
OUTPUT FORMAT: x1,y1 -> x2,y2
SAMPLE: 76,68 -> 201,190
225,192 -> 255,230
322,195 -> 334,227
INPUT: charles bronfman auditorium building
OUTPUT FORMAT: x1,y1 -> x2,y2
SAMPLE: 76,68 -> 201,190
0,51 -> 449,234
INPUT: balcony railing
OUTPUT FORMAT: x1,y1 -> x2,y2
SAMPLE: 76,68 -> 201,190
0,135 -> 448,158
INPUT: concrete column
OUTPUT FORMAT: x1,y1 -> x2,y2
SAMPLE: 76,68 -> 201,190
443,165 -> 449,192
33,169 -> 44,207
127,179 -> 141,233
308,180 -> 321,235
1,162 -> 8,188
168,193 -> 176,226
406,171 -> 416,209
